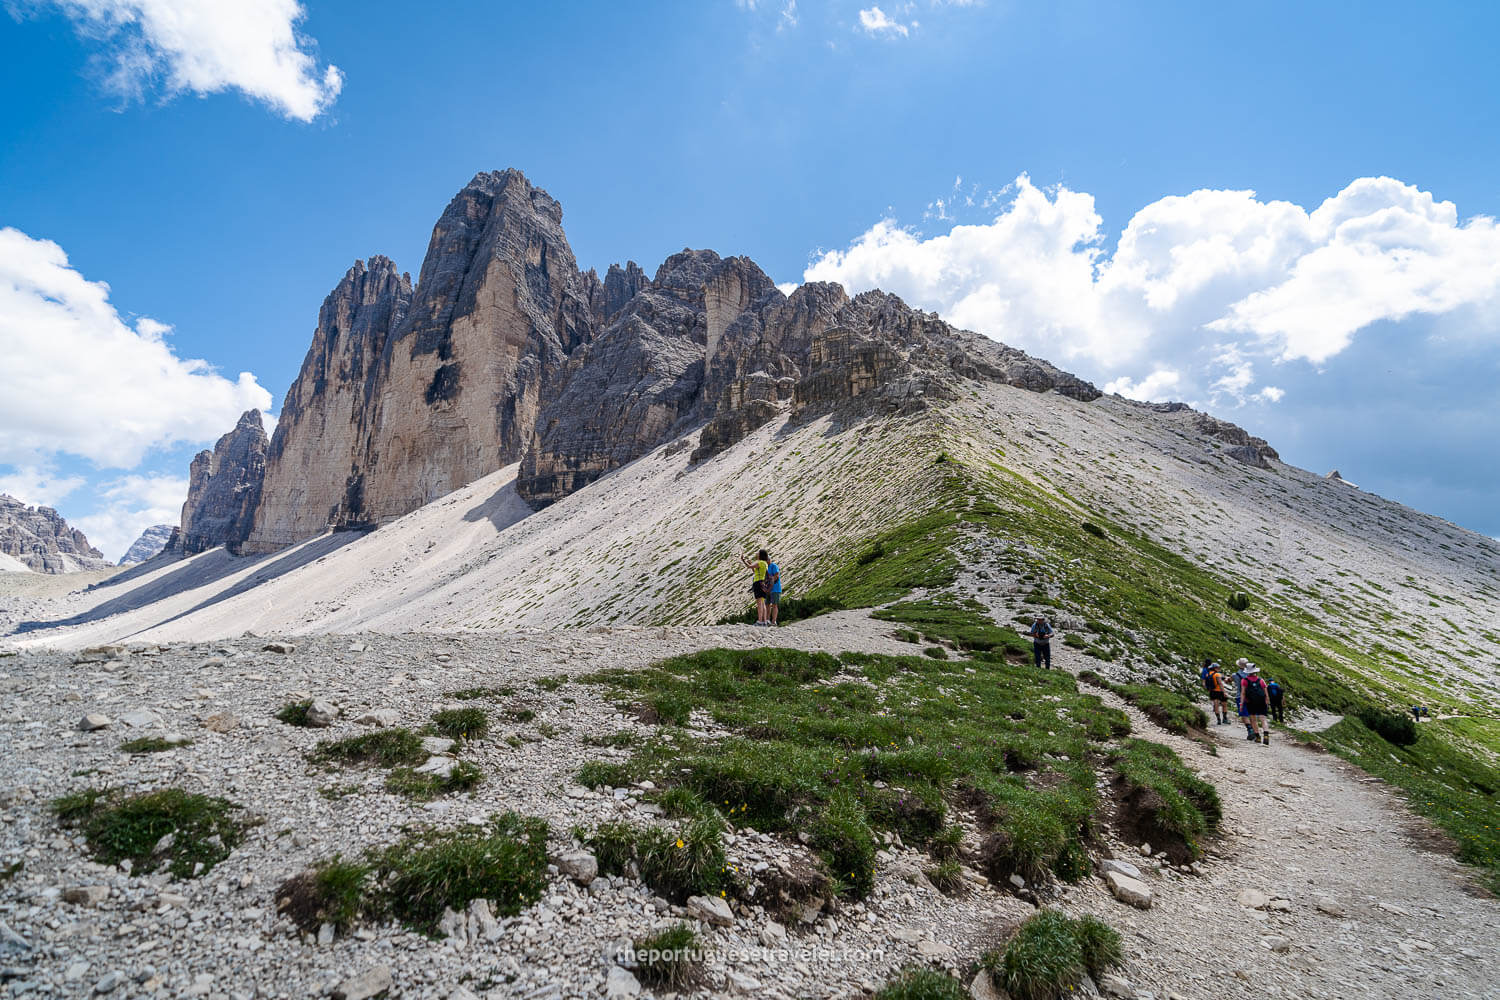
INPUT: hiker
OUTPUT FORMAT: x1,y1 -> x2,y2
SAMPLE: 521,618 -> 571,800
1199,657 -> 1216,685
1411,705 -> 1429,723
1205,662 -> 1231,725
739,549 -> 771,626
1027,614 -> 1054,669
1230,658 -> 1252,737
1241,664 -> 1272,745
765,557 -> 782,627
1266,677 -> 1285,723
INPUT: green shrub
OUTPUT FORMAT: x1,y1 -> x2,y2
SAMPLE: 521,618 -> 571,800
1111,683 -> 1208,734
384,760 -> 483,799
576,760 -> 632,789
636,818 -> 728,903
994,909 -> 1122,1000
311,729 -> 426,768
119,737 -> 190,754
275,701 -> 315,726
873,967 -> 967,1000
811,791 -> 876,898
1081,521 -> 1106,539
923,646 -> 948,660
1110,739 -> 1221,859
448,686 -> 513,701
429,707 -> 489,742
925,859 -> 965,894
274,856 -> 372,933
51,787 -> 248,879
1357,707 -> 1418,746
632,923 -> 705,990
1228,591 -> 1251,611
372,813 -> 548,932
577,818 -> 727,903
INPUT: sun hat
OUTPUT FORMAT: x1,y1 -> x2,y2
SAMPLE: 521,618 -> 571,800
1246,663 -> 1259,674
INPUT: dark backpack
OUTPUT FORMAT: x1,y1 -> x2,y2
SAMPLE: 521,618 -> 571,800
1267,681 -> 1283,699
1243,678 -> 1269,710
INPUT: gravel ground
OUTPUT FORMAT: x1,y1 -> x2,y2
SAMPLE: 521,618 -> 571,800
2,617 -> 1496,1000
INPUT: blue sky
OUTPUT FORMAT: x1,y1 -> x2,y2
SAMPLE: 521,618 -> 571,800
2,0 -> 1498,558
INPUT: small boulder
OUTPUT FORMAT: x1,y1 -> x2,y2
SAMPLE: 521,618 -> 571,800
262,642 -> 296,654
76,645 -> 127,663
117,709 -> 159,728
200,712 -> 238,733
605,966 -> 641,998
1137,842 -> 1152,857
917,939 -> 957,962
331,965 -> 392,1000
970,969 -> 1005,1000
1237,888 -> 1270,910
1098,974 -> 1133,998
354,709 -> 399,727
78,714 -> 112,731
421,736 -> 456,755
1264,936 -> 1290,953
686,894 -> 735,927
551,850 -> 598,886
305,700 -> 339,727
1314,897 -> 1345,918
62,885 -> 109,906
1099,858 -> 1142,881
413,756 -> 457,779
1105,870 -> 1153,909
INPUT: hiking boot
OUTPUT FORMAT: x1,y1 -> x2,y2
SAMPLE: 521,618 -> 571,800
1245,731 -> 1257,741
1262,733 -> 1270,745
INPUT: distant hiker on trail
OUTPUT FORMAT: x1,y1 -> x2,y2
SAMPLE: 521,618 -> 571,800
765,558 -> 782,627
1241,664 -> 1271,745
739,549 -> 771,627
1230,658 -> 1252,734
1205,662 -> 1231,725
1411,705 -> 1430,723
1266,678 -> 1285,723
1028,614 -> 1054,669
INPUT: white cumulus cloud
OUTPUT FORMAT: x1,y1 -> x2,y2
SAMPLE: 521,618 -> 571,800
25,0 -> 342,121
803,174 -> 1500,407
71,472 -> 187,562
858,6 -> 909,36
0,226 -> 272,471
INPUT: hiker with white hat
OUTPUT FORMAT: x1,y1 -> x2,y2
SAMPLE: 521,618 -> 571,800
1240,663 -> 1272,745
1230,658 -> 1252,738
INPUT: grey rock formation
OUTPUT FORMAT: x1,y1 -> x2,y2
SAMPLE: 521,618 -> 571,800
245,170 -> 596,550
171,410 -> 269,556
228,167 -> 1109,545
0,495 -> 111,573
244,257 -> 412,552
1139,400 -> 1280,468
118,525 -> 174,565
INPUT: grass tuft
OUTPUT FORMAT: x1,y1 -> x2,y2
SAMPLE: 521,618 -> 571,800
1109,739 -> 1221,861
311,728 -> 426,768
51,787 -> 248,879
119,736 -> 190,754
384,760 -> 483,799
275,701 -> 315,727
990,909 -> 1123,1000
632,923 -> 705,990
429,707 -> 489,742
873,967 -> 968,1000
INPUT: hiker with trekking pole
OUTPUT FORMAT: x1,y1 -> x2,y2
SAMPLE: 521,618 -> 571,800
1240,664 -> 1272,745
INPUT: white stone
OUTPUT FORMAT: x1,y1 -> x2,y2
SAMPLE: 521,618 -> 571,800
1237,888 -> 1270,910
1105,871 -> 1153,909
917,939 -> 957,961
62,885 -> 109,905
414,756 -> 458,778
118,709 -> 159,728
78,713 -> 112,731
305,700 -> 339,727
331,965 -> 392,1000
1100,858 -> 1143,881
354,709 -> 399,727
552,850 -> 598,885
686,893 -> 735,927
421,736 -> 456,754
970,969 -> 1005,1000
605,966 -> 641,998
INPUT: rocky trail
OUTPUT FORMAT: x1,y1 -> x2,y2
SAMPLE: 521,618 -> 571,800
0,612 -> 1495,999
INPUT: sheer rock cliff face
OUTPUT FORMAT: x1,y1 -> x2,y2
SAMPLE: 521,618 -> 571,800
171,409 -> 269,556
243,258 -> 411,553
0,495 -> 111,573
207,167 -> 1115,550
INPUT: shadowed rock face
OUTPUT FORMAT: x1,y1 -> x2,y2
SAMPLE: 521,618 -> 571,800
172,409 -> 269,556
0,495 -> 111,573
211,167 -> 1115,548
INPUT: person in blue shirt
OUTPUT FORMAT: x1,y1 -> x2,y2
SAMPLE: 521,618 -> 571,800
765,559 -> 782,626
1027,614 -> 1054,668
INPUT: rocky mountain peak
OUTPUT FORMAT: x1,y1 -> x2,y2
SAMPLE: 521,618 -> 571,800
0,494 -> 111,573
119,524 -> 174,565
170,409 -> 269,556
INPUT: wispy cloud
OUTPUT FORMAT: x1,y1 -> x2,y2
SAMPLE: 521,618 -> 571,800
17,0 -> 343,121
858,6 -> 910,37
